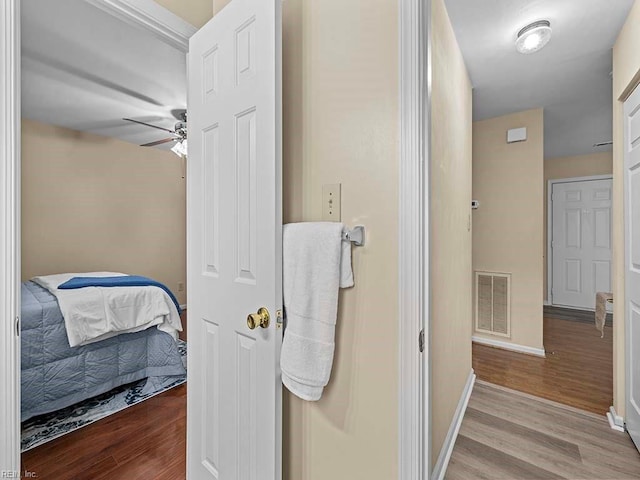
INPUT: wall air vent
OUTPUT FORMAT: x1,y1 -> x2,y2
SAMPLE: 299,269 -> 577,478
475,271 -> 511,337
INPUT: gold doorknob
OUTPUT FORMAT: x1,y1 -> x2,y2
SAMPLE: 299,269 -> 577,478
247,307 -> 270,330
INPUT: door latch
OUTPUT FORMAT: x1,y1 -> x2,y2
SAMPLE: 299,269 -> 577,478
418,329 -> 425,353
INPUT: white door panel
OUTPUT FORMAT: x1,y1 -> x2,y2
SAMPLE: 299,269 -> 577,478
551,178 -> 612,310
625,83 -> 640,452
187,0 -> 283,478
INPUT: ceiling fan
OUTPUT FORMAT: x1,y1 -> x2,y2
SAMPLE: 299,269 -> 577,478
123,108 -> 188,157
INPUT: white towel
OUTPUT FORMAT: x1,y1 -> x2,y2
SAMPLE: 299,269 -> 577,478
281,222 -> 354,401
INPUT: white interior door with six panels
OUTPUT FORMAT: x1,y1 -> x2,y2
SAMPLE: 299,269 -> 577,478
625,82 -> 640,453
186,0 -> 282,478
551,178 -> 612,310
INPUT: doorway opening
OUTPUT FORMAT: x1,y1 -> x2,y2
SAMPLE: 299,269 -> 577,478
442,0 -> 630,416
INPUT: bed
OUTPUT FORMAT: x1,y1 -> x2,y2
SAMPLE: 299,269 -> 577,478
21,279 -> 186,421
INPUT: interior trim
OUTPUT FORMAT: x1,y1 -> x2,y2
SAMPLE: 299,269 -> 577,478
431,370 -> 476,480
398,0 -> 431,477
0,0 -> 21,472
607,405 -> 625,432
618,68 -> 640,103
472,335 -> 546,358
82,0 -> 197,52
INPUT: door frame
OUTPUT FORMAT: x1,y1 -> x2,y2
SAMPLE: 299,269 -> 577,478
399,0 -> 431,478
0,0 -> 431,478
546,174 -> 613,308
0,0 -> 21,472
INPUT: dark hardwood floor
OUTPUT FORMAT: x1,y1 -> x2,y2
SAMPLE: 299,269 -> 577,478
21,384 -> 187,480
473,312 -> 613,415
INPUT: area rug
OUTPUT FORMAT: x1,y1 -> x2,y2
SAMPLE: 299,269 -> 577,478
21,340 -> 187,452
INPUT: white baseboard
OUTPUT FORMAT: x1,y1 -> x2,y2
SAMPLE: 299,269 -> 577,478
607,406 -> 625,432
543,300 -> 551,306
431,370 -> 476,480
472,336 -> 546,358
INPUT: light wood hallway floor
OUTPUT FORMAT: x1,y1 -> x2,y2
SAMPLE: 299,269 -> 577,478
446,382 -> 640,479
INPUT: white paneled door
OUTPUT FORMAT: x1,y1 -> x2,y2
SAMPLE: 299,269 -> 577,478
186,0 -> 283,478
551,178 -> 612,310
625,83 -> 640,452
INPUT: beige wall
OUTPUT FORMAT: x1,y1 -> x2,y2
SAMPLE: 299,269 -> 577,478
281,0 -> 398,478
543,152 -> 613,301
212,0 -> 231,16
153,0 -> 212,27
612,0 -> 640,418
472,109 -> 544,350
21,119 -> 187,305
430,0 -> 473,466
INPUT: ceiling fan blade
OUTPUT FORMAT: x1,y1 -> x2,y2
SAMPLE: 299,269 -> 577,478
123,118 -> 176,134
140,137 -> 178,147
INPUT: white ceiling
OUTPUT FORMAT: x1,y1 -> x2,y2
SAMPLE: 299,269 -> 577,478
21,0 -> 190,150
444,0 -> 634,159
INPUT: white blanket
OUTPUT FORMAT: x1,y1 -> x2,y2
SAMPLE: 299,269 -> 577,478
32,272 -> 183,347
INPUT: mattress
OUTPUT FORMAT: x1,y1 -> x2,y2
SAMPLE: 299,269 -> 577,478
21,281 -> 186,421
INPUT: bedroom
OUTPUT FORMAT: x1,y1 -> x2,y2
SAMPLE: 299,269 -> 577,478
19,0 -> 191,473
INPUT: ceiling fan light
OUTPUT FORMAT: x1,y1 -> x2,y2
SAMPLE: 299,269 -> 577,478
515,20 -> 552,54
171,139 -> 188,158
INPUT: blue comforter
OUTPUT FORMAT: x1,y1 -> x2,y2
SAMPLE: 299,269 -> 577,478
21,281 -> 186,421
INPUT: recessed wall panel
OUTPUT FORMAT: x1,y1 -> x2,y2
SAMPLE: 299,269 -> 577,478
631,105 -> 640,148
203,46 -> 219,100
566,190 -> 581,202
201,319 -> 220,477
631,303 -> 640,413
235,108 -> 257,284
593,261 -> 611,294
203,125 -> 220,277
631,166 -> 640,270
593,189 -> 611,201
235,17 -> 256,86
593,207 -> 611,249
566,259 -> 581,292
565,209 -> 581,248
236,333 -> 257,480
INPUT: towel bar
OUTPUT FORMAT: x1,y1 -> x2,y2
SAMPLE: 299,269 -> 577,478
342,226 -> 365,246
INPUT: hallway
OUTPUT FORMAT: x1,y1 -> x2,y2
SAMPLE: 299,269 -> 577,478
446,382 -> 640,479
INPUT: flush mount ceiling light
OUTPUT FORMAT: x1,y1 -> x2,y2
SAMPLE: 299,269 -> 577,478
515,20 -> 552,54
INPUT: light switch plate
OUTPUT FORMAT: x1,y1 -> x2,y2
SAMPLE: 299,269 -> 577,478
322,184 -> 341,221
